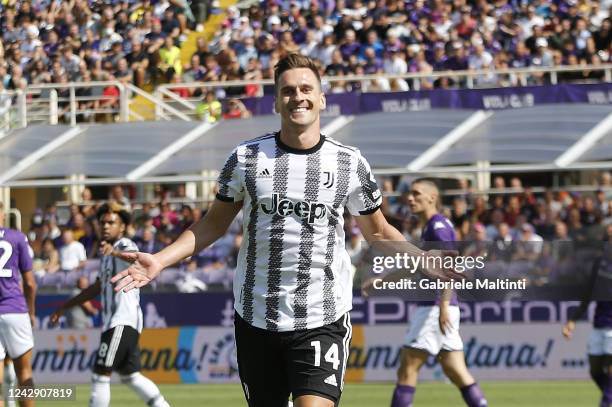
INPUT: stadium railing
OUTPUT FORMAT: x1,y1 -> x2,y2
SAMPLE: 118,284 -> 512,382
0,97 -> 13,137
1,63 -> 610,129
3,81 -> 192,130
156,63 -> 612,119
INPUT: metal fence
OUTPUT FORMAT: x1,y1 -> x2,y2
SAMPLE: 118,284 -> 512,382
1,63 -> 611,130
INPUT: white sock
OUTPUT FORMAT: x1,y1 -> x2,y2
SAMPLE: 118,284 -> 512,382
4,363 -> 17,407
120,373 -> 169,407
89,374 -> 111,407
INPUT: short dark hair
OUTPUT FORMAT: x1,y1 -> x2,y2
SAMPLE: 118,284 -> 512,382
97,203 -> 131,226
411,178 -> 440,191
274,53 -> 321,91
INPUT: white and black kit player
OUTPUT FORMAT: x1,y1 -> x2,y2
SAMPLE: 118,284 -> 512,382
51,204 -> 170,407
219,132 -> 380,406
108,54 -> 465,407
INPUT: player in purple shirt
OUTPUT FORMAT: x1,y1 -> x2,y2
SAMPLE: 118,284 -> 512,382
563,247 -> 612,407
0,202 -> 36,407
391,180 -> 487,407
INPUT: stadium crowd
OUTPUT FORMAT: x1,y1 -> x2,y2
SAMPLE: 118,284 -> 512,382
22,171 -> 612,293
1,0 -> 611,100
211,0 -> 612,92
0,0 -> 212,91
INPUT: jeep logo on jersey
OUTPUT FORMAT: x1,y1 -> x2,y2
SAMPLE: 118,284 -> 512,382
260,194 -> 327,224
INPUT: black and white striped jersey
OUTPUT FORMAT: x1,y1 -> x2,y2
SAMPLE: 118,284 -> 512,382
99,238 -> 143,333
216,132 -> 382,332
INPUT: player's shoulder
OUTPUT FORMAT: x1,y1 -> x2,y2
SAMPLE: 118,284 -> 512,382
230,132 -> 277,160
238,132 -> 277,149
430,214 -> 454,229
323,136 -> 360,156
426,214 -> 455,241
1,227 -> 28,243
113,237 -> 138,252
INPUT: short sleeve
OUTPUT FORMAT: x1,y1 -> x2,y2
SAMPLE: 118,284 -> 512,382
18,233 -> 33,273
216,148 -> 245,203
423,217 -> 457,251
115,238 -> 138,252
431,221 -> 456,242
346,152 -> 383,216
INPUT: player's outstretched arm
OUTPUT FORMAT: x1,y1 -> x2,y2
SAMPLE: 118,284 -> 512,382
355,209 -> 465,282
50,280 -> 102,325
111,199 -> 243,292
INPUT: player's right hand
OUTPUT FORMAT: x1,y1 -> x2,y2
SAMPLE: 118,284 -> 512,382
110,251 -> 163,292
562,320 -> 575,339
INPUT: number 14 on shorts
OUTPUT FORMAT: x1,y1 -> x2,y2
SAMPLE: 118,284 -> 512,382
310,341 -> 340,370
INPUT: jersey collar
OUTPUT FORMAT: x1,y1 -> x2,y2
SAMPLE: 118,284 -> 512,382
275,131 -> 325,155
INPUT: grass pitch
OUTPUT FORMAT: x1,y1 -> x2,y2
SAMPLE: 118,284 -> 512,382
38,381 -> 598,406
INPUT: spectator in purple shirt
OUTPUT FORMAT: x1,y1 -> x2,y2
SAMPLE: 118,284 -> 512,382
339,29 -> 361,60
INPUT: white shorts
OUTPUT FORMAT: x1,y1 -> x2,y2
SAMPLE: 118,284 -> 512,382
0,313 -> 34,359
588,328 -> 612,356
404,306 -> 463,355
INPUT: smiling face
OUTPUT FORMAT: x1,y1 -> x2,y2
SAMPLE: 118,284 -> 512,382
275,67 -> 325,132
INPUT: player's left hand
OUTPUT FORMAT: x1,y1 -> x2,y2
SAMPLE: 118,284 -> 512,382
562,320 -> 575,339
99,241 -> 114,256
439,307 -> 452,335
421,250 -> 467,282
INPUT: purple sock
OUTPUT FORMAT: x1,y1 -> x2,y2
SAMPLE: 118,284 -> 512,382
390,384 -> 415,407
460,383 -> 488,407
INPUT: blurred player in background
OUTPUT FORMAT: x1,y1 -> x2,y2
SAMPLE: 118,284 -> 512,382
0,202 -> 36,407
51,204 -> 169,407
563,245 -> 612,407
391,180 -> 487,407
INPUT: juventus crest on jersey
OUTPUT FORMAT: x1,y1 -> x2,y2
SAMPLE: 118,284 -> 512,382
217,132 -> 382,332
99,238 -> 143,333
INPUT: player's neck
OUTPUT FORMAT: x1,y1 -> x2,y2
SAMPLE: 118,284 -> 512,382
421,208 -> 438,223
278,124 -> 321,151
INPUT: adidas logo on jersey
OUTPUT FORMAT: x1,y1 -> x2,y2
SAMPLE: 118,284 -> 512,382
260,193 -> 327,224
324,374 -> 337,387
257,168 -> 272,178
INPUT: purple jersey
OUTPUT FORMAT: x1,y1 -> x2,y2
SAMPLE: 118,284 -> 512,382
0,228 -> 32,314
594,258 -> 612,329
422,213 -> 456,245
420,213 -> 458,306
